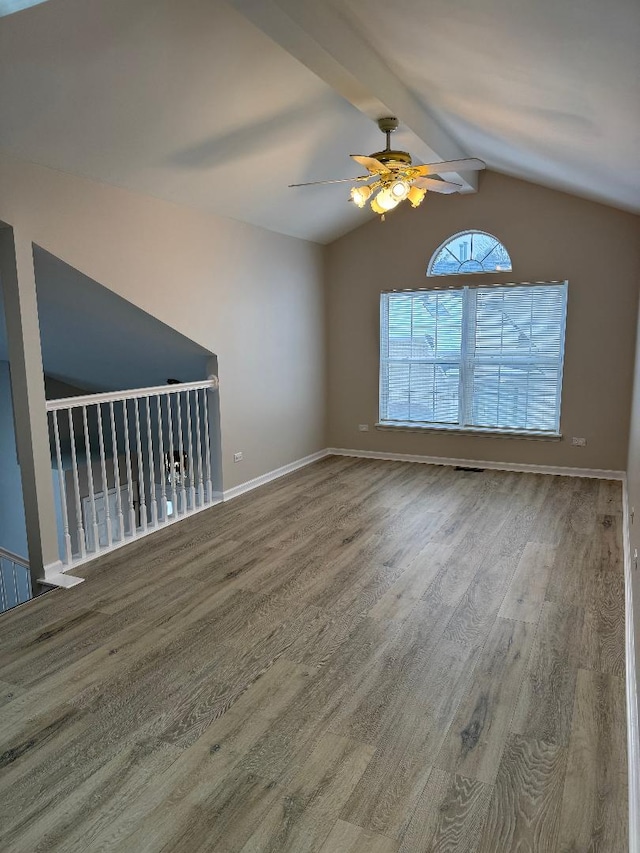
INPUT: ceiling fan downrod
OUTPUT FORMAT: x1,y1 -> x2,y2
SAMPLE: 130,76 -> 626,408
377,116 -> 399,152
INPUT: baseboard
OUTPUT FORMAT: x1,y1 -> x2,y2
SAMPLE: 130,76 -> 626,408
40,572 -> 85,589
326,447 -> 625,480
40,560 -> 85,589
623,478 -> 640,853
223,449 -> 330,502
40,559 -> 69,581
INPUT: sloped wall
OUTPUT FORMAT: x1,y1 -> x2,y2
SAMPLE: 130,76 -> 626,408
0,152 -> 325,490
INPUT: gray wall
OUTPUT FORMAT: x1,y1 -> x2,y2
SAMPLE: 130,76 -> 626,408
0,360 -> 28,559
326,170 -> 640,472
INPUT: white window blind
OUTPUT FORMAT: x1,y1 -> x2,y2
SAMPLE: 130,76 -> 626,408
379,282 -> 567,434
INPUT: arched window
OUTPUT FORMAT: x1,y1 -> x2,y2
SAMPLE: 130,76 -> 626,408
427,230 -> 512,277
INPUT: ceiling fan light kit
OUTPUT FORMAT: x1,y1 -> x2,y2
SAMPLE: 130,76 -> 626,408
371,189 -> 400,214
407,185 -> 427,207
350,184 -> 372,207
289,117 -> 485,220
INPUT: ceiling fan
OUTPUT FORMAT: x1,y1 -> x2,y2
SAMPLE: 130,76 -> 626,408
289,117 -> 485,219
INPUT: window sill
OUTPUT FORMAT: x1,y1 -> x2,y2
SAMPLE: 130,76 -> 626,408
375,422 -> 563,441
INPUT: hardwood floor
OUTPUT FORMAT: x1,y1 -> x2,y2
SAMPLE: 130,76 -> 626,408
0,456 -> 628,852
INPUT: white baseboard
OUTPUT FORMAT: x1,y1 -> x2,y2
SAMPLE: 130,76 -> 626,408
327,447 -> 625,480
623,478 -> 640,853
40,572 -> 85,589
223,449 -> 330,502
40,560 -> 85,588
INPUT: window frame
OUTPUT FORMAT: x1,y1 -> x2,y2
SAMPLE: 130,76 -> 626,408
378,280 -> 568,439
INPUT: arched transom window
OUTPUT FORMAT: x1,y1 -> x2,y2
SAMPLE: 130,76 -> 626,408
427,230 -> 512,277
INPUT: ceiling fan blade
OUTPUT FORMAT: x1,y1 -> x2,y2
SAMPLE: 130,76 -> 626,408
414,158 -> 486,176
351,154 -> 390,174
413,177 -> 462,194
289,176 -> 370,187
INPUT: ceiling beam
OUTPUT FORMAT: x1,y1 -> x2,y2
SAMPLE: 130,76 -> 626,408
229,0 -> 478,192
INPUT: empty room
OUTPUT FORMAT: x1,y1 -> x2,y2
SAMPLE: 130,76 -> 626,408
0,1 -> 639,851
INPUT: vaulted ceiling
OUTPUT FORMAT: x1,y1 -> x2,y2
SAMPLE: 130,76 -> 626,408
0,0 -> 638,244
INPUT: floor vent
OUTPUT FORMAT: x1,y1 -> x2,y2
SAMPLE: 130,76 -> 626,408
454,466 -> 485,473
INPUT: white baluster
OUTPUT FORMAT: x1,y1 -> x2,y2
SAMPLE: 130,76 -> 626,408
175,391 -> 187,513
68,408 -> 86,558
122,399 -> 137,536
133,398 -> 147,532
146,397 -> 158,527
12,561 -> 19,606
185,389 -> 196,510
82,405 -> 100,552
166,393 -> 178,516
42,380 -> 219,568
156,396 -> 167,525
203,386 -> 213,503
109,401 -> 124,542
194,389 -> 205,506
0,562 -> 6,611
51,410 -> 72,564
96,403 -> 113,547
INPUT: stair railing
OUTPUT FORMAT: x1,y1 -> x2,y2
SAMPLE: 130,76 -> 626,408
46,377 -> 219,571
0,547 -> 32,613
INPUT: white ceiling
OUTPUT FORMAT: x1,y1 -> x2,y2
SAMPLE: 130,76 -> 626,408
0,0 -> 638,244
337,0 -> 640,214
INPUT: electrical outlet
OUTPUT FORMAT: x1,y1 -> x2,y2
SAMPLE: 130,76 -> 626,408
233,451 -> 243,463
571,437 -> 586,447
358,424 -> 369,432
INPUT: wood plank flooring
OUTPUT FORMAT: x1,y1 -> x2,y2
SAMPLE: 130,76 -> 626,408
0,456 -> 628,852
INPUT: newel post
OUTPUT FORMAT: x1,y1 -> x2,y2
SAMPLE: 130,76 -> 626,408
0,226 -> 62,587
206,356 -> 223,500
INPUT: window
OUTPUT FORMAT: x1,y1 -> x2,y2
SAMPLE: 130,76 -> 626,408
428,230 -> 512,276
379,282 -> 568,435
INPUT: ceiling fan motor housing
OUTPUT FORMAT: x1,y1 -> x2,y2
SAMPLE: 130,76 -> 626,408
377,117 -> 399,134
370,149 -> 413,167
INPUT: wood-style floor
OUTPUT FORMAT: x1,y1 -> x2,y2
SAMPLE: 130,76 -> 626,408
0,456 -> 628,852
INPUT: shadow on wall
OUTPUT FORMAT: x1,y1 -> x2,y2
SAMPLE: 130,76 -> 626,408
0,245 -> 216,393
